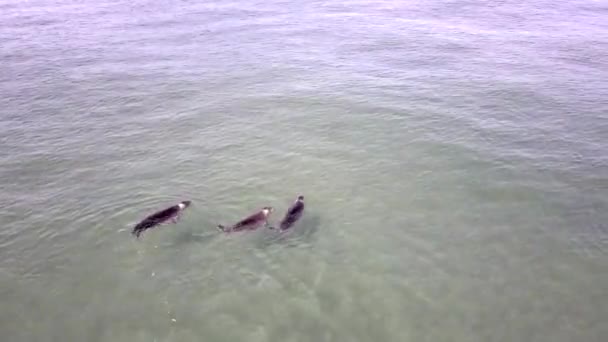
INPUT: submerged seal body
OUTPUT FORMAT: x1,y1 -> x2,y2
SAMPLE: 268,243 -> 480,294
217,207 -> 273,233
132,200 -> 191,238
279,195 -> 305,231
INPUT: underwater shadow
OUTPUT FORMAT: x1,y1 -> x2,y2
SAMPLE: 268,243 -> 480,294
255,214 -> 321,249
168,229 -> 218,247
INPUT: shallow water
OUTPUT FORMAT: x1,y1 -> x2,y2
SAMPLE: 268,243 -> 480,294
1,0 -> 607,341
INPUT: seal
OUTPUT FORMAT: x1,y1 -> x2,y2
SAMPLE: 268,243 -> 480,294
278,195 -> 305,231
217,207 -> 273,233
132,200 -> 191,238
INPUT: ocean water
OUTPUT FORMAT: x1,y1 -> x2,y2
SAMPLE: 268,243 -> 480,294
1,0 -> 607,341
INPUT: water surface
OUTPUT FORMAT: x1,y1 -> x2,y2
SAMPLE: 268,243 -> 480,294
1,1 -> 607,341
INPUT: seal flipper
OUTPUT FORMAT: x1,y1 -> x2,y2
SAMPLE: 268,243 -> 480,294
132,228 -> 142,239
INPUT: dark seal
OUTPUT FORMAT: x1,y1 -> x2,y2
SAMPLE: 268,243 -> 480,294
217,207 -> 273,233
132,201 -> 191,238
278,195 -> 305,231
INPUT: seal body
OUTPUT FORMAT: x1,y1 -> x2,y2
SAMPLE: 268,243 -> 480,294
279,196 -> 304,230
132,200 -> 191,238
218,207 -> 273,233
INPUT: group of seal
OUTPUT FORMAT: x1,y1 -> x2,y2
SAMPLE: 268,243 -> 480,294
131,195 -> 305,238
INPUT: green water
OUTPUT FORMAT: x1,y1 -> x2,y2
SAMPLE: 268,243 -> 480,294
1,0 -> 607,341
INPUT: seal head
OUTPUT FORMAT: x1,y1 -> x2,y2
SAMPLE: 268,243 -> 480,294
178,200 -> 192,210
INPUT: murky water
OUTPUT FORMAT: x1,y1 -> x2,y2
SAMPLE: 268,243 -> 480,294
1,1 -> 607,341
